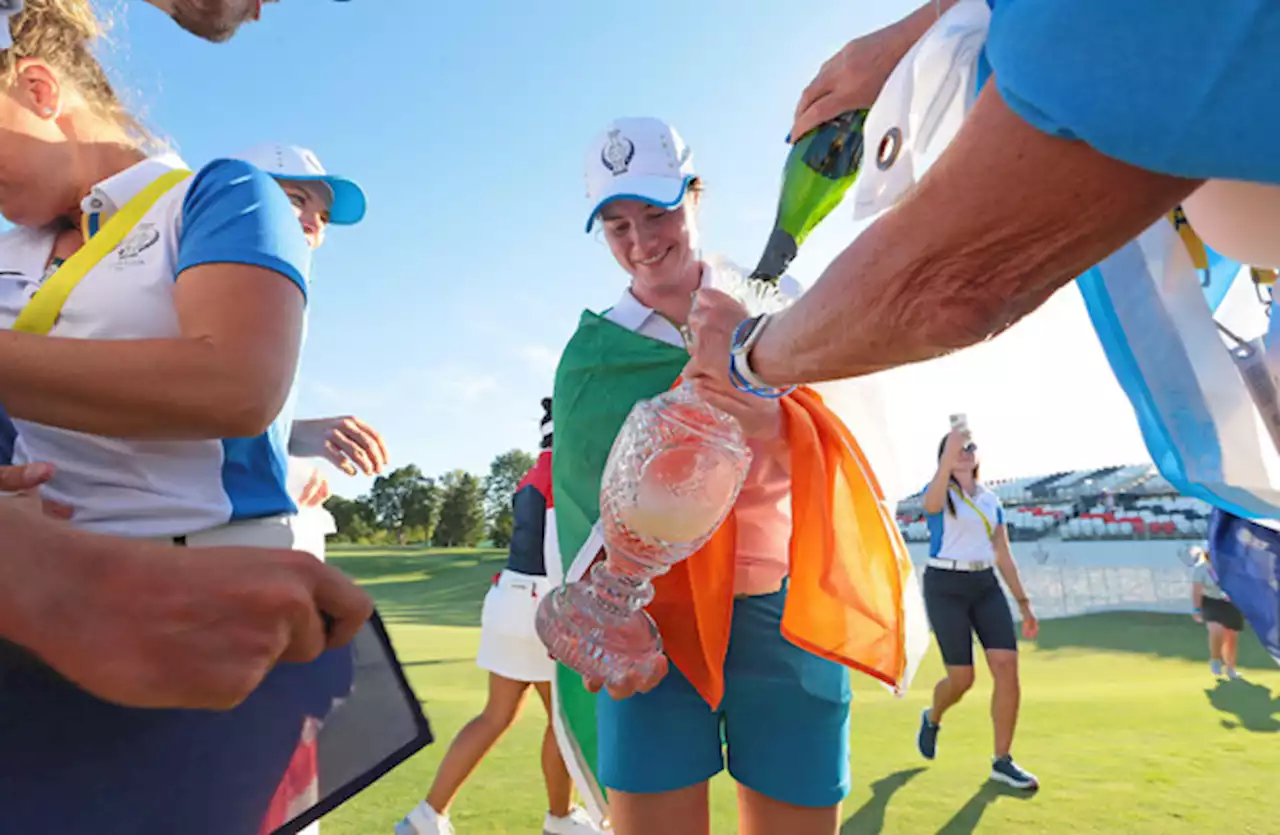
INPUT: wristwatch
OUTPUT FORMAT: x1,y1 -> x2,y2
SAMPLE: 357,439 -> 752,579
730,314 -> 776,393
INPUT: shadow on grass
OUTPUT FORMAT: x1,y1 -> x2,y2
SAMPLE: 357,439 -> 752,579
1031,612 -> 1276,669
1205,678 -> 1280,733
840,768 -> 925,834
330,547 -> 507,628
935,782 -> 1035,835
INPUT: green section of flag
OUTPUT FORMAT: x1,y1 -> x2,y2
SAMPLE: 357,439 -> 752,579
549,309 -> 688,796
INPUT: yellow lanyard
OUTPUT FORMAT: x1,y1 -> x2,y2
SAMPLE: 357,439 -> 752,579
951,485 -> 993,539
14,169 -> 192,336
1167,205 -> 1209,272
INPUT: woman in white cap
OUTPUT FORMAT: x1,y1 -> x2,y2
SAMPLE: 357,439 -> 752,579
0,3 -> 382,832
548,116 -> 920,835
233,142 -> 386,547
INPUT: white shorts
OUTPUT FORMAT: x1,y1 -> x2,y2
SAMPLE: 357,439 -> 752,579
476,570 -> 556,683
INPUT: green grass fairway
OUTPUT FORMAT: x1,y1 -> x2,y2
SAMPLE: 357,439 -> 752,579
325,547 -> 1280,834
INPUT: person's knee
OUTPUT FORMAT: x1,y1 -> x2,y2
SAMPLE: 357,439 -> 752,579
480,686 -> 527,730
986,651 -> 1019,684
947,667 -> 976,694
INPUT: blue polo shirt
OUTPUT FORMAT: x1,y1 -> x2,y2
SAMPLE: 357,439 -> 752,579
982,0 -> 1280,183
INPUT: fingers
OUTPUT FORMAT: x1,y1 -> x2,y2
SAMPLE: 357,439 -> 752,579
792,93 -> 854,145
310,561 -> 374,650
347,417 -> 390,472
322,441 -> 359,477
298,471 -> 331,508
695,386 -> 744,416
0,462 -> 55,492
336,420 -> 384,476
321,417 -> 388,477
791,67 -> 835,139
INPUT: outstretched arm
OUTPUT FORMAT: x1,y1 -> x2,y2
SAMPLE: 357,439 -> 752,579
750,84 -> 1200,387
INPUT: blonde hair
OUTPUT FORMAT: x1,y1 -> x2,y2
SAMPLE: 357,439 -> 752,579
2,0 -> 152,148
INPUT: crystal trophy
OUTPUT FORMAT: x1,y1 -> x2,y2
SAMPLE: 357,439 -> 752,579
534,380 -> 753,689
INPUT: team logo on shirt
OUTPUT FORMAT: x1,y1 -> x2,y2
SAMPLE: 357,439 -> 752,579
601,129 -> 635,177
116,224 -> 161,264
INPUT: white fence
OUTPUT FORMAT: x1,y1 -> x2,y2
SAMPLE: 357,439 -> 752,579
997,565 -> 1193,621
905,539 -> 1198,620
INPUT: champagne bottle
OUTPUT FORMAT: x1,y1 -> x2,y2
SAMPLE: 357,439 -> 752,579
750,109 -> 868,284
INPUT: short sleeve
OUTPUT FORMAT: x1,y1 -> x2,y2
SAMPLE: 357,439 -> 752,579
176,159 -> 311,298
986,0 -> 1280,181
995,502 -> 1006,526
1190,562 -> 1208,585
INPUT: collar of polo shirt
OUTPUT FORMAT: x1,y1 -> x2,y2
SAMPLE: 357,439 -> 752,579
79,153 -> 188,224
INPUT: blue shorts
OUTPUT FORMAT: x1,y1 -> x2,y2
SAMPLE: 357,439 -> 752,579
596,585 -> 852,808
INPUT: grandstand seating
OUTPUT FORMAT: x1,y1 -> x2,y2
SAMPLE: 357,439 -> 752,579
895,463 -> 1212,544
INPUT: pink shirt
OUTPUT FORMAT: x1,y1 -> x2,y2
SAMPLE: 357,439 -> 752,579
602,256 -> 796,597
732,432 -> 793,596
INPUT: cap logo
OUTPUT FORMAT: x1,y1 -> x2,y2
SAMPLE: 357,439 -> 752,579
601,129 -> 635,177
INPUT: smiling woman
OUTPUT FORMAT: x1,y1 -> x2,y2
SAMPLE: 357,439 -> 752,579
544,116 -> 925,835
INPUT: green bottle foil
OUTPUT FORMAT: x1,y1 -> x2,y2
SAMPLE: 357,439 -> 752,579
750,109 -> 868,284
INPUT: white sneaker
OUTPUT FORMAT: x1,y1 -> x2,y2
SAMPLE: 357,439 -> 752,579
1227,667 -> 1243,680
1210,659 -> 1224,677
394,801 -> 454,835
543,806 -> 607,834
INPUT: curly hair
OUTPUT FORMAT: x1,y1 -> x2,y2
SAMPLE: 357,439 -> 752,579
2,0 -> 152,147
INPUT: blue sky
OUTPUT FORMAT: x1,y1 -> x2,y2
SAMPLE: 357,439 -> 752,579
98,0 -> 1162,498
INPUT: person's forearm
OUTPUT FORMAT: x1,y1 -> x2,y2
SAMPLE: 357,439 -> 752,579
0,332 -> 297,439
749,84 -> 1201,387
996,555 -> 1028,601
921,465 -> 952,514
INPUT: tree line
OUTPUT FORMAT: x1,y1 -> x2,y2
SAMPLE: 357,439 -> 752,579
324,449 -> 537,548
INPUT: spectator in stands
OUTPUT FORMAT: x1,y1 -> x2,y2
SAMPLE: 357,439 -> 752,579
917,425 -> 1040,791
397,398 -> 603,835
1190,546 -> 1244,680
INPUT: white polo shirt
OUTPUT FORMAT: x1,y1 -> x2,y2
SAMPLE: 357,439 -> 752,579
926,483 -> 1005,563
0,153 -> 313,537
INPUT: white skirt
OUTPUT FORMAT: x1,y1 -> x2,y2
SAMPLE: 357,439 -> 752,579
476,570 -> 556,683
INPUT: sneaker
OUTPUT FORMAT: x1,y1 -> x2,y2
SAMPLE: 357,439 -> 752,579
917,708 -> 940,760
1227,667 -> 1243,680
394,801 -> 454,835
544,806 -> 607,834
990,755 -> 1039,790
1211,659 -> 1224,677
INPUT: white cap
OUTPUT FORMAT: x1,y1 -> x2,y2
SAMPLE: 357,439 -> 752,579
584,117 -> 696,233
234,142 -> 367,225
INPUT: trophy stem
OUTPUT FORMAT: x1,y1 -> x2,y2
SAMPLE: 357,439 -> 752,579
587,558 -> 656,617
